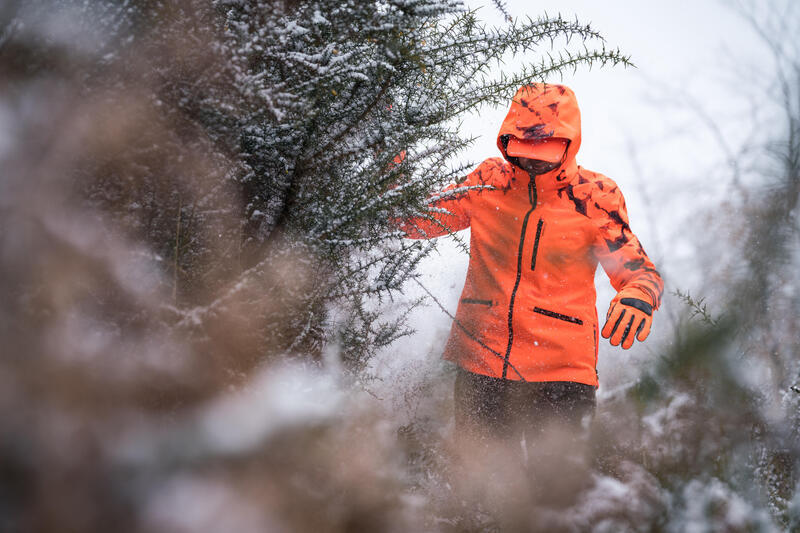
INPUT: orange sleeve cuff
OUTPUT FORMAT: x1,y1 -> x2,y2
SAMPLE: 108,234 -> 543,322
613,285 -> 659,310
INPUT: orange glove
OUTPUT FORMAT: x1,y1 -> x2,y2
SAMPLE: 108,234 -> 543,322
601,289 -> 654,349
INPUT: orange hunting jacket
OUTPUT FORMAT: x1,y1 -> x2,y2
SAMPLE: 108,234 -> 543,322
397,84 -> 663,386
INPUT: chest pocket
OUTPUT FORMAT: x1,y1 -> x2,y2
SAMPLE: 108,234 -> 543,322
536,214 -> 595,269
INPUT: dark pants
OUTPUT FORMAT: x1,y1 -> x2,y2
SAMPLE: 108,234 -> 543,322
451,368 -> 596,511
454,368 -> 596,440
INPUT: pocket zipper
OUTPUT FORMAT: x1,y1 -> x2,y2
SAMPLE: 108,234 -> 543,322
461,298 -> 493,306
532,306 -> 583,325
530,218 -> 544,270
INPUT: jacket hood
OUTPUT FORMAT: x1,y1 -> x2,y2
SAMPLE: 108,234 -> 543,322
496,83 -> 582,185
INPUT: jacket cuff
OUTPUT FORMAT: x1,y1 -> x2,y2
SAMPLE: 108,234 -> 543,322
613,285 -> 658,310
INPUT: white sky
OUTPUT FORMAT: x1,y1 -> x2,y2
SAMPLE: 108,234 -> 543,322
378,1 -> 778,393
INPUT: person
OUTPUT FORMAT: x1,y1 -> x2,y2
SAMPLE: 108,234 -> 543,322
394,83 -> 664,509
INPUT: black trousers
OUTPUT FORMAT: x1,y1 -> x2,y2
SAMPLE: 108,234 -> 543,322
450,368 -> 598,518
454,367 -> 596,441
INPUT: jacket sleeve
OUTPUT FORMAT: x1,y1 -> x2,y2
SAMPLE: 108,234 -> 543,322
592,183 -> 664,309
392,163 -> 485,239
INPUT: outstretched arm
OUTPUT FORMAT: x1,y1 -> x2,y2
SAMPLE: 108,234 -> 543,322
393,180 -> 472,239
593,184 -> 664,349
392,159 -> 501,239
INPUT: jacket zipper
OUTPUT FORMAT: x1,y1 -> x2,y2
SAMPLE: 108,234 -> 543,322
530,218 -> 544,270
502,176 -> 537,379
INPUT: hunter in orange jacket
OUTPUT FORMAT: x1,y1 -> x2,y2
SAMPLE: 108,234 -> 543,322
397,83 -> 664,387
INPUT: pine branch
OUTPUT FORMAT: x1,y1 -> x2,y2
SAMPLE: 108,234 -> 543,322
673,288 -> 719,327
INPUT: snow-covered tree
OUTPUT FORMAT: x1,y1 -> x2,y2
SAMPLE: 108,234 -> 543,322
12,0 -> 628,373
214,0 -> 630,370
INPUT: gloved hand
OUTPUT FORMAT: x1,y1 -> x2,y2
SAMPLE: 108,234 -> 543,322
601,288 -> 654,349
